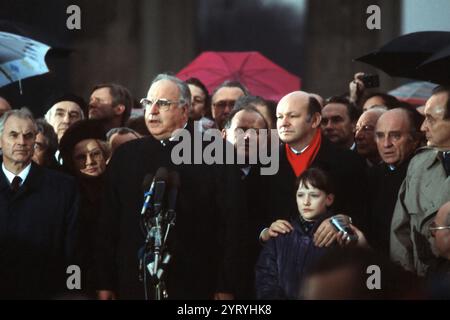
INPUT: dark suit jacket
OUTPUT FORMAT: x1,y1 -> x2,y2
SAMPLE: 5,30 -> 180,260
263,139 -> 368,231
0,162 -> 79,299
367,160 -> 409,256
95,130 -> 245,299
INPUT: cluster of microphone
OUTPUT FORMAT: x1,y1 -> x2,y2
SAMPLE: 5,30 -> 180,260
138,167 -> 180,299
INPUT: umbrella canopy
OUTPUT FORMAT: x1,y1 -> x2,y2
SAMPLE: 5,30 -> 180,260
0,31 -> 51,93
355,31 -> 450,81
388,81 -> 437,106
415,43 -> 450,85
177,51 -> 301,101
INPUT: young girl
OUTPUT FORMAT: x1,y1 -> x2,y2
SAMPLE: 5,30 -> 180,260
255,167 -> 336,299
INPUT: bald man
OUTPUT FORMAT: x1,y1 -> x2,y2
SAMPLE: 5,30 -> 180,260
261,91 -> 368,244
367,108 -> 421,256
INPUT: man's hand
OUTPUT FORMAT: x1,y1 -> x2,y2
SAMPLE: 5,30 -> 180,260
336,224 -> 370,249
260,219 -> 294,242
313,217 -> 338,247
349,72 -> 366,104
97,290 -> 116,300
314,214 -> 352,247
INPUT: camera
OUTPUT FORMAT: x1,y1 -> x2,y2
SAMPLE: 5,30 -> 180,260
330,216 -> 358,242
361,74 -> 380,88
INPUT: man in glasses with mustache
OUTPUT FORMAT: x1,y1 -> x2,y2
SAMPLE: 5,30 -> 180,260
96,74 -> 244,300
211,81 -> 248,130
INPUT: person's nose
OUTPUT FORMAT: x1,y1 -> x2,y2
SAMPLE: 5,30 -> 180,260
420,119 -> 428,133
325,120 -> 333,130
303,195 -> 311,206
17,134 -> 26,145
383,136 -> 393,148
85,153 -> 96,166
148,101 -> 160,115
280,117 -> 290,128
63,113 -> 70,123
223,105 -> 233,115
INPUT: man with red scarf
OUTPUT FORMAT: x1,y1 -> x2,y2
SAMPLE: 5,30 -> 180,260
260,91 -> 367,246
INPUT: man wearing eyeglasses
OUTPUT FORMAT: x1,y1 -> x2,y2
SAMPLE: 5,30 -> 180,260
96,74 -> 244,300
211,81 -> 248,130
391,86 -> 450,277
354,107 -> 386,167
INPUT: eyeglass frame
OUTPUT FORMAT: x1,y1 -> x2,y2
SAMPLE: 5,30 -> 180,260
140,98 -> 185,112
212,100 -> 236,109
73,148 -> 105,164
428,221 -> 450,237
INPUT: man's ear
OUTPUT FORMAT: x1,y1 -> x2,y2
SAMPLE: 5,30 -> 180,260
0,135 -> 2,148
114,104 -> 126,115
221,128 -> 227,139
311,112 -> 322,129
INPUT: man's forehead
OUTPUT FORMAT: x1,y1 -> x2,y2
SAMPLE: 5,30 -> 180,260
213,87 -> 244,101
4,116 -> 34,131
277,93 -> 309,114
52,101 -> 82,112
322,103 -> 347,116
425,92 -> 448,114
376,110 -> 408,130
232,110 -> 266,128
91,87 -> 112,98
147,80 -> 180,98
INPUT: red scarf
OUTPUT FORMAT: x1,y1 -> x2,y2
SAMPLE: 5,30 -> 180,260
285,129 -> 322,177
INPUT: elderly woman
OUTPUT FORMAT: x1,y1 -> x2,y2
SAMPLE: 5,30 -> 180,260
59,119 -> 109,296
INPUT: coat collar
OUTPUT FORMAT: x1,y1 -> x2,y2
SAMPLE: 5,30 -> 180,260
0,161 -> 45,195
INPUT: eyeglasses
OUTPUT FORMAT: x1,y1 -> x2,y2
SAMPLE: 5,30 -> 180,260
140,98 -> 182,112
73,149 -> 104,164
429,221 -> 450,237
213,100 -> 236,109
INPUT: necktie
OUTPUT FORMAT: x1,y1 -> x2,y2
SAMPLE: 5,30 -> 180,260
443,152 -> 450,176
10,176 -> 22,192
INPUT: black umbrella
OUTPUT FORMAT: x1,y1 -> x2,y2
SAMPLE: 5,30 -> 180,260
355,31 -> 450,81
415,44 -> 450,85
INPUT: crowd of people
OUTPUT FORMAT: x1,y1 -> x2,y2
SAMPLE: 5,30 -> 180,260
0,71 -> 449,300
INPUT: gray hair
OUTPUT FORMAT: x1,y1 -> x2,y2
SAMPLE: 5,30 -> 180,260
151,74 -> 191,109
0,107 -> 38,136
106,127 -> 140,142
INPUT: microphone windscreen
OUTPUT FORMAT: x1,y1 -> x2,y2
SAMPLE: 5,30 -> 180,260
155,167 -> 169,182
142,173 -> 153,191
168,171 -> 181,188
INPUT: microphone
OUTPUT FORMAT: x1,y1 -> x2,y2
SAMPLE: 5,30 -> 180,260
163,171 -> 180,244
167,171 -> 180,215
140,168 -> 169,216
153,167 -> 168,215
140,173 -> 154,216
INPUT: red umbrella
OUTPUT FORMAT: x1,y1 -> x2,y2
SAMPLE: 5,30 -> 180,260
177,51 -> 301,102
